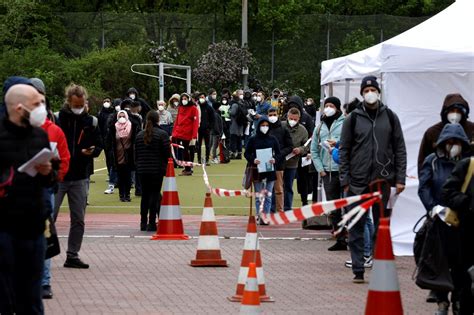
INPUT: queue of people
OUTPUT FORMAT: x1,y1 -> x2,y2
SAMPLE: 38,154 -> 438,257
0,74 -> 473,315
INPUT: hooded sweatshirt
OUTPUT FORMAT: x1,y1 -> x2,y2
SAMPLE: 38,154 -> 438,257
244,116 -> 280,182
284,96 -> 315,135
418,123 -> 470,212
418,93 -> 474,173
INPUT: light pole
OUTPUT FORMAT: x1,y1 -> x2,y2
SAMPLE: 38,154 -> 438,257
242,0 -> 248,89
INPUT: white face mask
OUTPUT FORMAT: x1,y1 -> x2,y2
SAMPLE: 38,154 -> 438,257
24,104 -> 47,127
129,94 -> 136,100
239,94 -> 244,100
173,101 -> 179,107
222,100 -> 227,105
323,107 -> 336,117
118,117 -> 127,124
199,98 -> 206,104
256,96 -> 262,102
268,116 -> 278,124
115,105 -> 121,112
103,102 -> 111,109
182,100 -> 189,106
260,126 -> 269,134
447,144 -> 462,158
71,107 -> 84,115
158,105 -> 165,111
252,96 -> 257,101
288,119 -> 298,127
447,112 -> 462,124
364,91 -> 379,104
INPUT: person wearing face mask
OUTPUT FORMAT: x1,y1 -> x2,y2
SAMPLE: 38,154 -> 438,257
270,88 -> 281,110
245,116 -> 281,224
418,93 -> 474,176
103,98 -> 122,194
31,78 -> 71,300
171,93 -> 199,176
54,84 -> 103,269
418,123 -> 470,315
156,100 -> 172,135
229,90 -> 246,159
126,87 -> 151,121
167,93 -> 180,123
196,91 -> 215,165
282,108 -> 309,211
219,95 -> 231,149
210,98 -> 224,164
339,75 -> 407,283
98,97 -> 116,193
252,91 -> 271,131
311,97 -> 347,251
206,88 -> 218,108
304,98 -> 317,119
107,110 -> 140,202
267,108 -> 293,213
0,82 -> 55,313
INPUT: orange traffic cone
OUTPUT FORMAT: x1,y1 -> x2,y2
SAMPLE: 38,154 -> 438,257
151,158 -> 189,240
365,218 -> 403,314
190,193 -> 228,267
240,262 -> 262,314
228,215 -> 274,302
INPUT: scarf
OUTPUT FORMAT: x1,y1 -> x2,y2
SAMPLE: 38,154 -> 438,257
115,110 -> 132,139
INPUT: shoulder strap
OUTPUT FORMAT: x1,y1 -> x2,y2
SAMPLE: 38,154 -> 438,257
461,157 -> 474,193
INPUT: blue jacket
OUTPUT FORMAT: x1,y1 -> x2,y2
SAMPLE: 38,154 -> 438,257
311,114 -> 345,173
418,123 -> 470,212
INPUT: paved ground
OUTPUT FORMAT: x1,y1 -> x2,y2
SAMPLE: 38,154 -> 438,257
44,214 -> 434,314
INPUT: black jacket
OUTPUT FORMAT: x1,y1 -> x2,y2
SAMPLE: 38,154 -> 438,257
98,107 -> 115,140
0,118 -> 55,238
244,117 -> 281,182
57,107 -> 103,181
268,120 -> 293,171
135,125 -> 170,175
198,102 -> 216,132
127,87 -> 151,120
211,109 -> 223,136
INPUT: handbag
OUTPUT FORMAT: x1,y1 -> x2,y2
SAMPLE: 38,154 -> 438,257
44,216 -> 60,259
414,215 -> 454,291
445,157 -> 474,227
242,164 -> 255,189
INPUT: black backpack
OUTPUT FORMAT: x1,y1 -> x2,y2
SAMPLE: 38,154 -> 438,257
236,103 -> 248,126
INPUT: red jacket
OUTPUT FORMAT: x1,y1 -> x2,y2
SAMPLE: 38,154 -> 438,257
172,105 -> 199,141
41,119 -> 70,182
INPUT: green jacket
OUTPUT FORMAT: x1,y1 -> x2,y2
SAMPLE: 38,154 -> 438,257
282,121 -> 309,169
311,115 -> 345,173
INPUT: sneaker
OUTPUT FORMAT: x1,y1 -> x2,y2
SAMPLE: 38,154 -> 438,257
211,158 -> 219,164
352,273 -> 365,283
64,257 -> 89,269
345,256 -> 373,268
42,285 -> 53,299
328,241 -> 348,251
104,185 -> 114,194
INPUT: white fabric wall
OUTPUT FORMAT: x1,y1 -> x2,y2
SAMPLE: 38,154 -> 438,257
384,72 -> 474,255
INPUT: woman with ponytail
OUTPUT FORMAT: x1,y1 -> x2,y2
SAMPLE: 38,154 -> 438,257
135,111 -> 170,231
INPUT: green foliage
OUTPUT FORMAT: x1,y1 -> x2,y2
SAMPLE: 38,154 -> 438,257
332,29 -> 376,58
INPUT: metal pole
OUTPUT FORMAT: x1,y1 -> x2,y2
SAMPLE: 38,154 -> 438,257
186,67 -> 192,94
159,62 -> 164,101
101,11 -> 105,49
271,28 -> 275,84
326,13 -> 330,60
344,78 -> 351,104
242,0 -> 248,89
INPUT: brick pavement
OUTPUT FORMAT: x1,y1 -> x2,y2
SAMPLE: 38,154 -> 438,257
44,237 -> 433,314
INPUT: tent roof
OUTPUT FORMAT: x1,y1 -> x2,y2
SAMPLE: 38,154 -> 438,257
321,0 -> 474,85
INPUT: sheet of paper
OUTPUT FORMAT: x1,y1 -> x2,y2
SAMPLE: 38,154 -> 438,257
301,156 -> 312,167
303,138 -> 312,147
50,142 -> 59,158
256,148 -> 274,173
285,152 -> 296,161
388,187 -> 399,209
17,148 -> 54,177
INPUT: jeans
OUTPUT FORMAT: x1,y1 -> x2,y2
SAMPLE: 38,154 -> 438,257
230,134 -> 242,153
139,173 -> 165,226
0,232 -> 45,315
109,167 -> 117,186
254,180 -> 275,215
42,188 -> 55,287
54,179 -> 88,259
347,185 -> 390,275
364,213 -> 375,257
283,168 -> 298,211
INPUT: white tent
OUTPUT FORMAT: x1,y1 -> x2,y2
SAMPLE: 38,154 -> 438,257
320,0 -> 474,255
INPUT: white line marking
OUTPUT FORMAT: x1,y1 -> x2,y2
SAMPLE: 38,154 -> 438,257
61,206 -> 249,209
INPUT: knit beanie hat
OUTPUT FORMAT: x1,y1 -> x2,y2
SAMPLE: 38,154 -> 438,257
360,75 -> 380,95
324,97 -> 341,111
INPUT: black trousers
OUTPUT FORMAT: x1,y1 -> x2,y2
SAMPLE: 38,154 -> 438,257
173,138 -> 192,172
116,163 -> 132,198
139,173 -> 165,226
197,129 -> 211,163
322,172 -> 345,242
297,166 -> 317,205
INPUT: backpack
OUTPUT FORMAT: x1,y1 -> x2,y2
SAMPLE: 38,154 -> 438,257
235,103 -> 248,126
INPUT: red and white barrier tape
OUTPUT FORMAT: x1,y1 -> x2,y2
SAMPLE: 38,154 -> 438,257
336,197 -> 380,233
260,192 -> 380,226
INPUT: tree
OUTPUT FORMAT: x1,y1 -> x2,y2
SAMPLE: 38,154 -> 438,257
193,40 -> 255,90
332,29 -> 376,58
